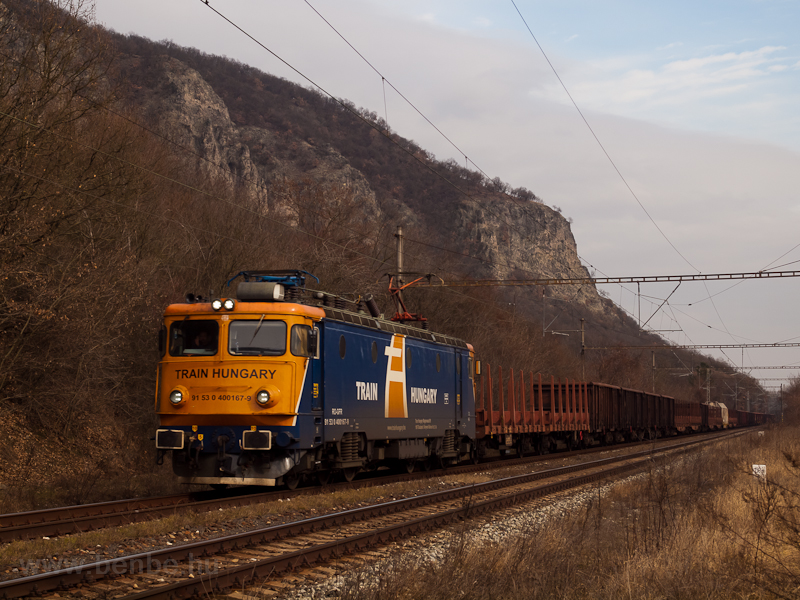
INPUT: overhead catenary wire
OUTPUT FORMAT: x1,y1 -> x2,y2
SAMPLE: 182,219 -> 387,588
1,8 -> 790,405
299,0 -> 605,304
0,47 -> 578,334
509,0 -> 699,275
202,0 -> 618,337
28,5 -> 789,374
194,1 -> 614,319
210,0 -> 799,371
506,1 -> 770,354
183,7 -> 800,374
301,0 -> 488,182
411,270 -> 800,286
1,36 -> 518,307
297,0 -> 594,289
584,343 -> 800,350
197,0 -> 713,356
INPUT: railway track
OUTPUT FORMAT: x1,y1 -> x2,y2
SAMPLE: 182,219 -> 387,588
0,433 -> 707,543
0,429 -> 746,599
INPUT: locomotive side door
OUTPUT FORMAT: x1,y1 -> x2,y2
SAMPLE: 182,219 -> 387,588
311,333 -> 322,412
455,350 -> 470,423
456,351 -> 464,421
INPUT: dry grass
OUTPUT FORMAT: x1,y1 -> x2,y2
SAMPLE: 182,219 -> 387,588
336,427 -> 800,600
0,462 -> 190,514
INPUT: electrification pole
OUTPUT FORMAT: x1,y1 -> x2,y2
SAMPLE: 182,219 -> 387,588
580,318 -> 585,380
395,225 -> 404,308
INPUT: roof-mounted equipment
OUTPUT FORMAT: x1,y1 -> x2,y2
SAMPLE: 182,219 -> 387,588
227,270 -> 319,303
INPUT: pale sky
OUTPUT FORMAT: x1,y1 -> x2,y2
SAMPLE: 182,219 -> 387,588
94,0 -> 800,395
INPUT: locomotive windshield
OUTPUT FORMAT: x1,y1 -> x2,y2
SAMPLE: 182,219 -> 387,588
229,319 -> 287,356
169,320 -> 219,357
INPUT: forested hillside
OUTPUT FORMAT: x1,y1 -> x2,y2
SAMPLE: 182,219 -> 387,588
0,0 -> 766,502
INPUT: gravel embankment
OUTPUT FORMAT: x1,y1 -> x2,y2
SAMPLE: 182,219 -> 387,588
275,470 -> 650,600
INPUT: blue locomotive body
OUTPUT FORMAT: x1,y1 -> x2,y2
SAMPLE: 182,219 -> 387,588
317,317 -> 476,462
155,273 -> 476,488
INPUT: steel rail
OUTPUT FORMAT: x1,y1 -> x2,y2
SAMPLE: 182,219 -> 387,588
0,436 -> 668,543
0,494 -> 194,541
114,433 -> 742,599
0,430 -> 744,599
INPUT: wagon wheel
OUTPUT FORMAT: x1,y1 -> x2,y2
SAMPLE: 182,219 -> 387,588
471,448 -> 479,465
405,460 -> 416,474
342,467 -> 359,482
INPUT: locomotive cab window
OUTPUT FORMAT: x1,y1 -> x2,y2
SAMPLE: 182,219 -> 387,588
291,324 -> 317,357
169,320 -> 219,357
229,320 -> 287,356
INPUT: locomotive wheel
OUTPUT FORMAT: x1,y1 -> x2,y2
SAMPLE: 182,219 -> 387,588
284,473 -> 301,490
342,467 -> 359,482
316,470 -> 332,486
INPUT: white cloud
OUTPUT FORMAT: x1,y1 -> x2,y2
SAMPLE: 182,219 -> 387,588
569,46 -> 789,108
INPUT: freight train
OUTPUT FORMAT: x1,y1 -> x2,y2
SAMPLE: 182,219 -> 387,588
154,270 -> 769,488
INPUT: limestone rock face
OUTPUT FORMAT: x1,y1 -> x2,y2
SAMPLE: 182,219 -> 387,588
141,57 -> 381,224
453,196 -> 600,308
139,54 -> 609,315
139,57 -> 262,199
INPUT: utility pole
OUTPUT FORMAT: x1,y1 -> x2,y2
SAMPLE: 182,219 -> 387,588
395,225 -> 404,309
637,282 -> 641,332
652,351 -> 655,393
541,287 -> 546,337
580,318 -> 585,380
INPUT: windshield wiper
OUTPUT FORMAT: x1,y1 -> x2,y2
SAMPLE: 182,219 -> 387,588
247,314 -> 266,347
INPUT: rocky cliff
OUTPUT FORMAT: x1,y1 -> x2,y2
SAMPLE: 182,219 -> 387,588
119,40 -> 614,318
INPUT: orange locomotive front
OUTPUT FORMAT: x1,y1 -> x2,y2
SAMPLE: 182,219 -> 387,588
155,276 -> 324,487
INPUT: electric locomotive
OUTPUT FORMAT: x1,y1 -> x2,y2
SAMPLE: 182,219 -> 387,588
155,271 -> 477,488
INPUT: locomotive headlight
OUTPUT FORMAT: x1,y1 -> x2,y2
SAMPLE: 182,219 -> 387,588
211,299 -> 223,311
169,390 -> 184,405
256,390 -> 271,406
223,298 -> 235,311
